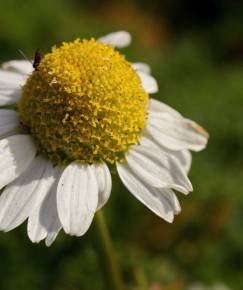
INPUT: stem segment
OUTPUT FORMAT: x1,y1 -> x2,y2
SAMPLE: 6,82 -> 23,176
94,210 -> 125,290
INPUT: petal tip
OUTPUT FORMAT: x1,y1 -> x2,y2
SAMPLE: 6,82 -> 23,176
166,215 -> 174,223
98,31 -> 132,48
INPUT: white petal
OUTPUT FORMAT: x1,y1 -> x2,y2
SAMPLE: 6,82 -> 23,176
140,136 -> 192,173
132,62 -> 151,75
98,31 -> 131,48
147,112 -> 209,151
45,231 -> 60,247
137,71 -> 158,94
0,70 -> 26,87
0,88 -> 21,105
57,162 -> 98,236
0,70 -> 26,105
127,143 -> 192,194
40,186 -> 62,245
117,162 -> 175,222
2,60 -> 33,75
149,98 -> 182,117
0,110 -> 19,138
0,157 -> 52,231
161,188 -> 181,214
93,163 -> 112,210
27,163 -> 62,244
170,150 -> 192,173
0,135 -> 36,190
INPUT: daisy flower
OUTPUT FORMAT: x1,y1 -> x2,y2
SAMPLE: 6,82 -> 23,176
0,31 -> 208,246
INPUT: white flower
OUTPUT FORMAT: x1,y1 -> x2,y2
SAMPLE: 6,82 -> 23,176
0,31 -> 208,246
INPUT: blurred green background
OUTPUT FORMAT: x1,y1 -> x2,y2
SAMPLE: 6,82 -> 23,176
0,0 -> 243,289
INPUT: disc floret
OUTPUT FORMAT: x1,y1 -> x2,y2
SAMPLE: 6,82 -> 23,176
18,39 -> 148,165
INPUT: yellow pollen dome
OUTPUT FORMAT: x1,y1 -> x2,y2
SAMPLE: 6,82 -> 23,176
18,39 -> 149,165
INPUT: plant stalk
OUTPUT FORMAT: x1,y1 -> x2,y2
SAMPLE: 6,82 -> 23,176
94,210 -> 125,290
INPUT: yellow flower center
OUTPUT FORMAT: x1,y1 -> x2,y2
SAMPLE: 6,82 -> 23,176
18,39 -> 148,165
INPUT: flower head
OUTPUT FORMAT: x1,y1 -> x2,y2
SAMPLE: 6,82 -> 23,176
19,38 -> 148,165
0,31 -> 208,246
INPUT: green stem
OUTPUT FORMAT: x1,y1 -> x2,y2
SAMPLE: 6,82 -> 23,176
93,210 -> 125,290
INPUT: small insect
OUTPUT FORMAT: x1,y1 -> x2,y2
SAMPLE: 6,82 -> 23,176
33,48 -> 42,70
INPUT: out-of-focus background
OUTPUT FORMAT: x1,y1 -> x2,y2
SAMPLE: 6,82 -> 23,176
0,0 -> 243,289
